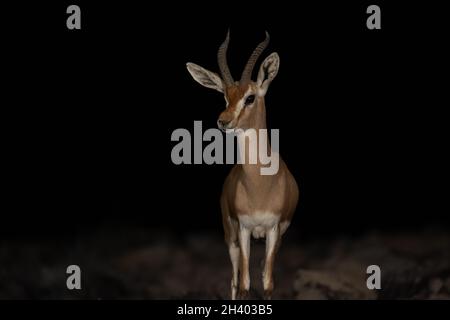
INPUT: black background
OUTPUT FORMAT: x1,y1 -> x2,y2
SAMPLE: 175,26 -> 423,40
2,1 -> 448,240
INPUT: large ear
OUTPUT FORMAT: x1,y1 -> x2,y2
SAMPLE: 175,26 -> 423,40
186,62 -> 224,93
256,52 -> 280,96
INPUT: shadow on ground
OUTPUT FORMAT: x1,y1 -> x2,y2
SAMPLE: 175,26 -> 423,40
1,227 -> 449,299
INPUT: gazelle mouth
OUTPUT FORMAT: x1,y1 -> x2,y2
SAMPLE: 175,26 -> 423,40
218,124 -> 235,133
220,127 -> 246,135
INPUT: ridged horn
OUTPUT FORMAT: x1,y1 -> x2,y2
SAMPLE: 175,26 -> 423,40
240,31 -> 270,83
217,30 -> 234,87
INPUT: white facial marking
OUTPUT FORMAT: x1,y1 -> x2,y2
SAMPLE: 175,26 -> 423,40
233,87 -> 253,118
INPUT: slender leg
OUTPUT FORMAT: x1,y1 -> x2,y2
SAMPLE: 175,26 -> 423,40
263,223 -> 280,299
238,225 -> 251,299
228,242 -> 240,300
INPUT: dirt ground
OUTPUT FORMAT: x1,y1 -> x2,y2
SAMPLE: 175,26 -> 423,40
1,227 -> 449,299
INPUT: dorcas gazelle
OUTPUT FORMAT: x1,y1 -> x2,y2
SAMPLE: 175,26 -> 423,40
186,31 -> 299,300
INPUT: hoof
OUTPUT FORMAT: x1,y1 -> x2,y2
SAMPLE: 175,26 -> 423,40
263,289 -> 273,300
238,289 -> 250,299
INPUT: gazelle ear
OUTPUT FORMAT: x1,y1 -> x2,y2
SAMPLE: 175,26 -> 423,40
186,62 -> 224,93
256,52 -> 280,96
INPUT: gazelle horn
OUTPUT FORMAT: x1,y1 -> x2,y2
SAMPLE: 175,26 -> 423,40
240,31 -> 270,84
217,30 -> 234,87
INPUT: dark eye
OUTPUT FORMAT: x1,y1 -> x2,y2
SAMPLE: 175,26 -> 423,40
245,95 -> 255,106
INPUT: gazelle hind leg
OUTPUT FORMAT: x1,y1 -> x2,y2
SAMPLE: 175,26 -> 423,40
238,224 -> 251,299
228,242 -> 240,300
275,220 -> 290,252
262,223 -> 280,299
222,197 -> 240,300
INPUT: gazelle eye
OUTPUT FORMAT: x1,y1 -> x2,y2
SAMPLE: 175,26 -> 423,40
245,95 -> 255,106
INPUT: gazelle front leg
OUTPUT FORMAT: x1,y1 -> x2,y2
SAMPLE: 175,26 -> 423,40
228,242 -> 240,300
262,223 -> 280,299
238,224 -> 251,299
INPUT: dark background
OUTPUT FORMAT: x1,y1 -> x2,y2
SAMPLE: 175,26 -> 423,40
2,1 -> 448,240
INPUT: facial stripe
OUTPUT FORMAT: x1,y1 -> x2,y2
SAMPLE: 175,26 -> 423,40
233,87 -> 252,118
220,85 -> 255,128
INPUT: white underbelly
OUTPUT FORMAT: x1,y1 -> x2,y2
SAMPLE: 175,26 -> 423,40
238,212 -> 285,239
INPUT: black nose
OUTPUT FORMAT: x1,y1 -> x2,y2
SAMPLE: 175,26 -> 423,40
217,119 -> 230,128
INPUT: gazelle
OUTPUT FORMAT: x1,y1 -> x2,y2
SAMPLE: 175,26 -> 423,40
186,31 -> 299,299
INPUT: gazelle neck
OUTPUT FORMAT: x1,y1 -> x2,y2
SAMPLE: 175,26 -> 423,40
248,98 -> 267,131
237,98 -> 276,183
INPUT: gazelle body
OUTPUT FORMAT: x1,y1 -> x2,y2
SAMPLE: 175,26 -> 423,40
187,31 -> 299,299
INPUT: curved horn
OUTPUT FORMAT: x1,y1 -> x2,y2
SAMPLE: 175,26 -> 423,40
240,31 -> 270,83
217,30 -> 234,87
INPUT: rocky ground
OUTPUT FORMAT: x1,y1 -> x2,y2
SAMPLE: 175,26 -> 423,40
1,227 -> 449,299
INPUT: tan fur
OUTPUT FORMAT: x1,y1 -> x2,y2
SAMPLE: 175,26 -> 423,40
187,37 -> 299,300
220,83 -> 299,299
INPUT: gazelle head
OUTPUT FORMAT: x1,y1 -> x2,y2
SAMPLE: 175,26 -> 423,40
186,31 -> 280,131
